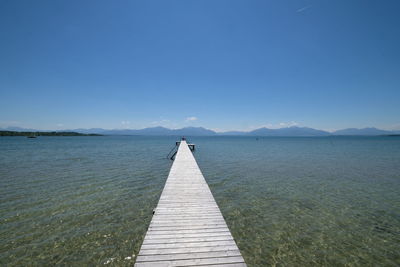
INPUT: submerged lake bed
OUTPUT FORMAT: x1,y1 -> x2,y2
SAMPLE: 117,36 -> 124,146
1,136 -> 399,266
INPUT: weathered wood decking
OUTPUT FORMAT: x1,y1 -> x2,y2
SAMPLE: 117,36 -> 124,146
135,140 -> 246,266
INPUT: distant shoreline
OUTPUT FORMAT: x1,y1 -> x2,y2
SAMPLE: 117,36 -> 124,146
0,131 -> 102,137
1,130 -> 399,137
2,126 -> 399,136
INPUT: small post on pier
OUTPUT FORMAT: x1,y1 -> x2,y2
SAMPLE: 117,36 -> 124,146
188,143 -> 195,151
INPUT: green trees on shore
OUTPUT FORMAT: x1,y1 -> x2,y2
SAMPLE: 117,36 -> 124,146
0,131 -> 101,136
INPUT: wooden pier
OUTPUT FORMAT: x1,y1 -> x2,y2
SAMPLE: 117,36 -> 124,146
135,140 -> 246,266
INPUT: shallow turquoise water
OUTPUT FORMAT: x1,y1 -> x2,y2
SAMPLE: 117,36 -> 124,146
1,136 -> 399,266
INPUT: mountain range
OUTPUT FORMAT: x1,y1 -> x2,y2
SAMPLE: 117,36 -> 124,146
2,126 -> 399,136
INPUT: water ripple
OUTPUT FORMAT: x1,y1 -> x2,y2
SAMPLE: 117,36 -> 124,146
1,136 -> 399,266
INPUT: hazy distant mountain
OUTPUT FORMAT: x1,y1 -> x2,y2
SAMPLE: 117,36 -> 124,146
248,126 -> 330,136
332,127 -> 393,135
70,128 -> 108,134
138,126 -> 173,135
171,127 -> 216,136
101,126 -> 171,135
2,126 -> 38,132
2,126 -> 398,136
86,126 -> 331,136
100,126 -> 217,136
218,131 -> 247,136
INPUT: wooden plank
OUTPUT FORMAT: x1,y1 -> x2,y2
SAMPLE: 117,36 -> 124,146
140,240 -> 238,250
135,256 -> 246,266
149,222 -> 228,228
138,245 -> 241,256
152,217 -> 225,225
136,250 -> 241,262
135,140 -> 246,266
149,225 -> 228,229
150,219 -> 226,224
154,215 -> 224,219
148,229 -> 231,235
148,227 -> 229,231
143,236 -> 234,245
144,232 -> 232,240
154,211 -> 222,215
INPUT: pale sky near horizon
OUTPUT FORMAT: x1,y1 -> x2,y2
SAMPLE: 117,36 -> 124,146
1,0 -> 399,131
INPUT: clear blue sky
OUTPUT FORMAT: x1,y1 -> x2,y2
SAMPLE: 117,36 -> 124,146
1,0 -> 399,131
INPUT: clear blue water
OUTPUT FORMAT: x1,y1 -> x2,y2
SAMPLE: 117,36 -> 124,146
1,136 -> 399,266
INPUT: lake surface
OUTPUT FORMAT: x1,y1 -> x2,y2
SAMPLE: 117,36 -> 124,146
1,136 -> 399,266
